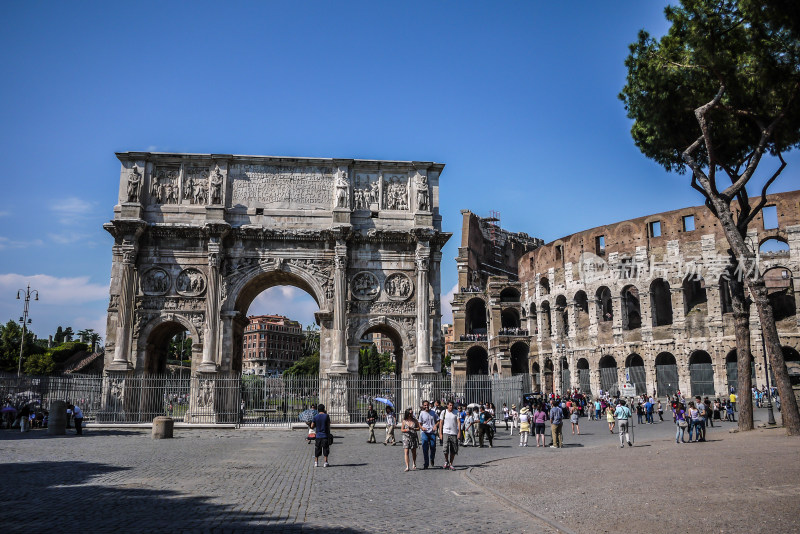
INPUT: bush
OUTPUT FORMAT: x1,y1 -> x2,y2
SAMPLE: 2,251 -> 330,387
24,352 -> 56,375
48,342 -> 89,364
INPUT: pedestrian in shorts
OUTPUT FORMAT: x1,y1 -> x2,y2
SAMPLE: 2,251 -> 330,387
439,401 -> 460,470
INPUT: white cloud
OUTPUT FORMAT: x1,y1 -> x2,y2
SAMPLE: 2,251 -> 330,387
0,273 -> 108,304
50,196 -> 97,225
0,211 -> 9,217
0,236 -> 44,250
247,286 -> 319,328
441,283 -> 457,324
48,232 -> 90,245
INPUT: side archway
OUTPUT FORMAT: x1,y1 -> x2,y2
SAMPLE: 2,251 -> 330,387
689,350 -> 715,396
466,345 -> 489,375
598,355 -> 618,394
136,315 -> 203,374
510,342 -> 529,375
655,352 -> 678,397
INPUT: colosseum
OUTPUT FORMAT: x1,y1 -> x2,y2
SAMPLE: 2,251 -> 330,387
449,190 -> 800,399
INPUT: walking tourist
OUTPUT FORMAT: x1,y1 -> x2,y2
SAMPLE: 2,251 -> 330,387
463,408 -> 477,446
570,403 -> 581,435
549,400 -> 564,449
311,404 -> 331,468
533,403 -> 547,447
439,401 -> 460,470
729,390 -> 737,412
502,402 -> 510,430
687,401 -> 701,443
478,405 -> 494,448
594,398 -> 601,421
614,399 -> 632,448
645,398 -> 654,424
384,406 -> 396,446
674,402 -> 687,443
366,404 -> 378,443
418,400 -> 438,468
509,404 -> 519,435
71,404 -> 84,436
401,408 -> 419,471
519,405 -> 531,446
657,399 -> 664,422
606,404 -> 616,433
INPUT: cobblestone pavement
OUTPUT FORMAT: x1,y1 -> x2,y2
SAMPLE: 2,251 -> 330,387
1,408 -> 796,533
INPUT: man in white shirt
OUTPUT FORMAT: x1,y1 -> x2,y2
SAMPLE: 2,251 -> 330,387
418,401 -> 438,469
439,401 -> 461,470
71,404 -> 84,436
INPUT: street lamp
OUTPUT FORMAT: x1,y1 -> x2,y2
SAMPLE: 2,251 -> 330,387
16,284 -> 39,377
759,333 -> 777,426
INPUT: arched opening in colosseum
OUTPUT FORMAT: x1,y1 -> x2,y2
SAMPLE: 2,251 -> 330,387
599,355 -> 618,394
555,295 -> 568,335
529,303 -> 538,335
655,352 -> 678,397
531,361 -> 541,391
543,358 -> 554,393
541,301 -> 552,337
689,350 -> 715,397
501,308 -> 521,330
560,357 -> 571,394
764,267 -> 796,323
625,353 -> 646,394
510,342 -> 529,375
759,237 -> 790,255
466,345 -> 489,375
783,346 -> 800,387
621,285 -> 642,330
500,287 -> 520,303
683,275 -> 708,314
465,298 -> 487,335
573,290 -> 589,334
577,358 -> 591,393
540,277 -> 550,295
596,286 -> 613,322
650,279 -> 673,326
492,363 -> 499,377
725,349 -> 755,393
140,318 -> 198,375
719,278 -> 734,314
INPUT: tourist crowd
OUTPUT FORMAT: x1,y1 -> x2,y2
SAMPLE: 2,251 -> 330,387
459,334 -> 487,341
498,327 -> 529,336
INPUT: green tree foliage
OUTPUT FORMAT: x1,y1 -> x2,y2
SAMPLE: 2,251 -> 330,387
358,344 -> 394,376
24,352 -> 55,375
0,320 -> 43,373
620,0 -> 800,434
54,326 -> 64,344
283,352 -> 320,376
63,327 -> 74,342
48,342 -> 90,365
167,333 -> 192,364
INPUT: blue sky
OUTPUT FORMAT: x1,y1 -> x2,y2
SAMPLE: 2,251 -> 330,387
1,1 -> 797,341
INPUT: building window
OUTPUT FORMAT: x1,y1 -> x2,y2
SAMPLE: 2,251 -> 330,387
595,235 -> 605,255
762,205 -> 778,229
682,215 -> 695,232
555,244 -> 563,261
648,220 -> 662,237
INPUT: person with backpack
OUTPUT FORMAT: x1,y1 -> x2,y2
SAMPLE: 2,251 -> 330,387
518,405 -> 532,447
311,404 -> 331,467
614,399 -> 632,447
549,400 -> 564,449
695,396 -> 707,441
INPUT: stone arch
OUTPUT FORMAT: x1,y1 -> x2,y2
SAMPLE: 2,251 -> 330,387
682,275 -> 707,314
764,266 -> 795,322
598,355 -> 618,393
136,314 -> 203,374
466,345 -> 489,375
576,357 -> 591,394
783,346 -> 800,387
621,284 -> 641,330
225,266 -> 323,373
541,300 -> 552,337
655,351 -> 678,397
625,352 -> 646,394
501,307 -> 521,329
465,296 -> 488,336
500,287 -> 520,302
352,316 -> 410,375
650,278 -> 673,326
555,294 -> 568,335
725,349 -> 755,393
543,358 -> 554,393
596,286 -> 613,322
758,236 -> 789,253
540,276 -> 550,296
510,342 -> 528,375
689,350 -> 714,396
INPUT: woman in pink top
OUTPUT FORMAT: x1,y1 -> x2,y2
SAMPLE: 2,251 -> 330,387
532,403 -> 548,447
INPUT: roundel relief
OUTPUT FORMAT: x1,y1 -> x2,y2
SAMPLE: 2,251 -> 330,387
384,272 -> 413,301
176,268 -> 207,296
141,267 -> 170,295
351,271 -> 380,301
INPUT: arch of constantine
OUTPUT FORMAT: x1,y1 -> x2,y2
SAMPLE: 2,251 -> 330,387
103,152 -> 449,422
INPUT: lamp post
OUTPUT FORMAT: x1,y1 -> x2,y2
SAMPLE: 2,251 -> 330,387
16,284 -> 39,377
759,333 -> 777,426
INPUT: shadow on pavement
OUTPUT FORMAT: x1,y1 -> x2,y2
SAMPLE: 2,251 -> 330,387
0,461 -> 367,533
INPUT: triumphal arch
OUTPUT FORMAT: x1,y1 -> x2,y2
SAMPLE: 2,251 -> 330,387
102,152 -> 449,421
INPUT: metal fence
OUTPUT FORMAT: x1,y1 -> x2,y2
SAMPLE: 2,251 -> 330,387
627,366 -> 647,395
656,364 -> 679,397
689,363 -> 715,397
0,373 -> 538,427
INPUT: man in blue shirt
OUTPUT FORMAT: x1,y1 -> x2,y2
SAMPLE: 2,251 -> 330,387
614,400 -> 632,448
549,400 -> 564,448
644,399 -> 654,424
418,400 -> 439,468
311,404 -> 331,467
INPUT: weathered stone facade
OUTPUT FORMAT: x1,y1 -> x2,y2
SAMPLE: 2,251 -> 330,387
452,192 -> 800,398
103,152 -> 449,421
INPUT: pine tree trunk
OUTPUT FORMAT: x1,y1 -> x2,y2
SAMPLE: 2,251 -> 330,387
748,279 -> 800,435
730,283 -> 753,431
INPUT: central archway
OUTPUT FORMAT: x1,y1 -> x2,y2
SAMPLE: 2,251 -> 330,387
466,345 -> 489,375
510,342 -> 529,375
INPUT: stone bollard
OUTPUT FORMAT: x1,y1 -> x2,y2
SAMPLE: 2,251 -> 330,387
48,401 -> 67,435
152,416 -> 174,439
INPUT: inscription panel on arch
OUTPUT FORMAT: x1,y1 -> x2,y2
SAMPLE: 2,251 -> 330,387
230,164 -> 335,209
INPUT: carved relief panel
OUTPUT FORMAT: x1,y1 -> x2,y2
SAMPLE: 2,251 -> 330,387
384,272 -> 413,301
353,173 -> 379,211
140,268 -> 171,295
382,173 -> 409,210
150,166 -> 180,205
176,268 -> 207,296
184,166 -> 210,205
351,271 -> 380,301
